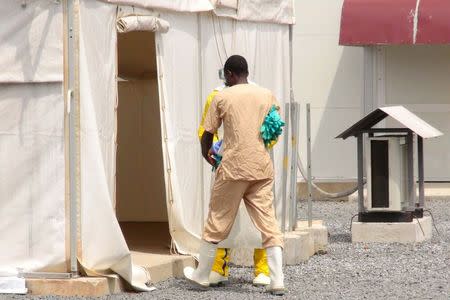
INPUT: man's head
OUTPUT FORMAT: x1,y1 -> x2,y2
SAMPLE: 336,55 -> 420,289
223,55 -> 249,87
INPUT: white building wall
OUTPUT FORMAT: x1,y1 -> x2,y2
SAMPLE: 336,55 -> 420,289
293,1 -> 364,181
383,46 -> 450,181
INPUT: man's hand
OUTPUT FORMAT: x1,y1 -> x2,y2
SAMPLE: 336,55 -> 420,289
207,149 -> 216,166
201,131 -> 215,166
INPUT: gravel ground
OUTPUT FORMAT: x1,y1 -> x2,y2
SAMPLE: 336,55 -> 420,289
3,199 -> 449,300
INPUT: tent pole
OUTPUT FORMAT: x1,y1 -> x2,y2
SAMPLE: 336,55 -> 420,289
197,13 -> 205,228
65,0 -> 79,277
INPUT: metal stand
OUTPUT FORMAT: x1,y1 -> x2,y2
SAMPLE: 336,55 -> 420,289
357,133 -> 364,214
406,131 -> 415,211
306,104 -> 312,227
417,136 -> 425,208
288,102 -> 300,231
281,103 -> 290,232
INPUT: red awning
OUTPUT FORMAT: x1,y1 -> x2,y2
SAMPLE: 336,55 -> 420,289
339,0 -> 450,46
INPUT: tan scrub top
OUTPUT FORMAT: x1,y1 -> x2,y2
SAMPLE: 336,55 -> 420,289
203,83 -> 280,181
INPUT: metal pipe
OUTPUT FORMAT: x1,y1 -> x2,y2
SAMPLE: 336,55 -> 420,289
306,103 -> 312,227
418,136 -> 424,208
270,149 -> 277,219
357,133 -> 364,213
281,103 -> 290,232
407,131 -> 415,211
289,103 -> 300,231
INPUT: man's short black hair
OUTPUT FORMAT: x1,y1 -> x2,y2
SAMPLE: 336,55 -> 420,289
224,55 -> 249,76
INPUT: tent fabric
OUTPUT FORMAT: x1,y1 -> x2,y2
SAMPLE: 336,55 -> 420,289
156,11 -> 290,254
78,0 -> 152,291
117,15 -> 170,33
100,0 -> 214,12
0,1 -> 63,83
236,0 -> 294,25
213,0 -> 295,24
102,0 -> 295,24
213,0 -> 238,9
0,82 -> 66,273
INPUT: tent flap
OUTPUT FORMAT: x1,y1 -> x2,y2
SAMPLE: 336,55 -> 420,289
117,15 -> 170,33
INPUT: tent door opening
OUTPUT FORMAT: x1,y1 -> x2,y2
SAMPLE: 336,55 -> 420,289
115,31 -> 170,265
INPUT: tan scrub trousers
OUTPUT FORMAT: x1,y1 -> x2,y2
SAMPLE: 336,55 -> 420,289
202,170 -> 284,249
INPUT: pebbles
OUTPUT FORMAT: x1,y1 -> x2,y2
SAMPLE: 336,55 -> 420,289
147,199 -> 449,299
7,199 -> 449,300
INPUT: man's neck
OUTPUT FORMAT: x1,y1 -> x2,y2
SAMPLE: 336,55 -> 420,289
236,77 -> 248,85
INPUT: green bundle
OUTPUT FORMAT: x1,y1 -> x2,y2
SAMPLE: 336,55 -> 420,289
260,105 -> 285,149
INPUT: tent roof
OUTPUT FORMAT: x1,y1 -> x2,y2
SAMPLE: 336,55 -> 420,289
339,0 -> 450,45
336,106 -> 443,139
100,0 -> 295,24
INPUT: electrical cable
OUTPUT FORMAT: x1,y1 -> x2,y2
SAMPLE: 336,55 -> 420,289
424,209 -> 441,237
211,12 -> 224,65
297,152 -> 366,200
415,216 -> 425,237
349,213 -> 358,233
217,16 -> 228,59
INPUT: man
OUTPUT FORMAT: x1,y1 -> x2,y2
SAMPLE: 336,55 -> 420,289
184,55 -> 285,295
198,85 -> 271,287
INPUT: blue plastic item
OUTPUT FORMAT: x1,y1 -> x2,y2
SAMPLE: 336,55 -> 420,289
211,140 -> 223,170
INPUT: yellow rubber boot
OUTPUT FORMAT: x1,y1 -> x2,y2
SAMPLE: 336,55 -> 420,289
209,248 -> 230,286
253,248 -> 270,286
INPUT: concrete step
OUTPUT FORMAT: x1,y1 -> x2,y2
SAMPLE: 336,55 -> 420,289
26,276 -> 124,296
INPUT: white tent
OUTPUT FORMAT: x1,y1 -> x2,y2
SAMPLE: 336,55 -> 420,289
0,0 -> 294,291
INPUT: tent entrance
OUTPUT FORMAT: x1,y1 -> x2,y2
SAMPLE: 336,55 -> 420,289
115,31 -> 170,265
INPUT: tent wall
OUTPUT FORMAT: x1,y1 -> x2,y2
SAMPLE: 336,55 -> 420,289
0,83 -> 66,273
0,1 -> 63,83
157,11 -> 290,254
0,1 -> 66,273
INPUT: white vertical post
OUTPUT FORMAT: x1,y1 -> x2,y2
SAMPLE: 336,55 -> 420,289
306,104 -> 313,228
65,0 -> 78,277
